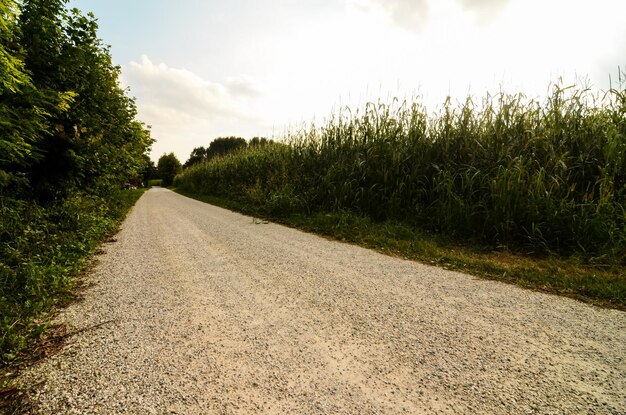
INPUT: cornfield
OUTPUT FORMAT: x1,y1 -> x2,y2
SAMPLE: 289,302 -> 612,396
175,84 -> 626,260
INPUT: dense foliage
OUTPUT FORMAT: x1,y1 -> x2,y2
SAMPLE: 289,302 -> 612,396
157,153 -> 182,186
183,136 -> 249,168
175,84 -> 626,261
1,0 -> 152,364
183,146 -> 208,169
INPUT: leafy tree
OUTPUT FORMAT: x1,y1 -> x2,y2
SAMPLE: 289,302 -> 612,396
0,0 -> 28,94
15,0 -> 152,200
0,0 -> 50,194
184,138 -> 248,169
157,153 -> 182,186
206,136 -> 246,160
184,146 -> 207,168
140,155 -> 158,182
14,0 -> 74,195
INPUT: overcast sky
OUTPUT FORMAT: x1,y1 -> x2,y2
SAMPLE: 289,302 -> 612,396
67,0 -> 626,162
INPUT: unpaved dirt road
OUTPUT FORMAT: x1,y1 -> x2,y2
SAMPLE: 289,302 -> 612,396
19,188 -> 625,414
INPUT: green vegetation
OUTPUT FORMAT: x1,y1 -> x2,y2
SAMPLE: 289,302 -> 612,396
175,81 -> 626,307
157,153 -> 182,187
1,0 -> 152,370
183,136 -> 261,168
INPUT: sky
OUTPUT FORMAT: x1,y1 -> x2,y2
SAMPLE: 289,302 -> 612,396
66,0 -> 626,163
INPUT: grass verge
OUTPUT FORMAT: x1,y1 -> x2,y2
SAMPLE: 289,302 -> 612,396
174,188 -> 626,311
0,188 -> 146,413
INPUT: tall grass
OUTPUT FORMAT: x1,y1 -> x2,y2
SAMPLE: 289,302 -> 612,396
175,83 -> 626,261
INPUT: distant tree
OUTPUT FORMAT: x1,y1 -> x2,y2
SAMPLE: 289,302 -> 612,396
183,146 -> 207,168
157,153 -> 182,186
138,154 -> 157,184
249,137 -> 273,147
206,137 -> 246,160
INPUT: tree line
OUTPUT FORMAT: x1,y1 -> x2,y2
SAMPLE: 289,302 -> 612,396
153,137 -> 274,186
183,136 -> 274,169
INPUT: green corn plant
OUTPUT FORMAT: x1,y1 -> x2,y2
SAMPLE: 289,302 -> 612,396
175,80 -> 626,261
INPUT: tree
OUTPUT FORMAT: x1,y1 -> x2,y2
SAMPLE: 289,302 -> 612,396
249,137 -> 273,147
181,138 -> 248,170
140,155 -> 158,182
157,153 -> 182,186
14,0 -> 74,198
1,0 -> 153,199
15,0 -> 153,200
183,146 -> 207,169
0,0 -> 28,94
0,0 -> 50,195
206,136 -> 246,160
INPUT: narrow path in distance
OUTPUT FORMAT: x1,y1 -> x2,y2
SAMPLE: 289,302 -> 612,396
20,188 -> 625,414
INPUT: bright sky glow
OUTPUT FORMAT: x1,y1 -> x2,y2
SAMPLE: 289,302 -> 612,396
67,0 -> 626,162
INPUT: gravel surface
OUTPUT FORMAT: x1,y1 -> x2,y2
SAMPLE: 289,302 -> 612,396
18,188 -> 626,414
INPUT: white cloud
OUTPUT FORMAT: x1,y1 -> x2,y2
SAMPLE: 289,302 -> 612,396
226,75 -> 265,99
458,0 -> 511,22
350,0 -> 430,30
380,0 -> 430,29
123,55 -> 269,161
342,0 -> 626,102
351,0 -> 512,30
126,55 -> 262,121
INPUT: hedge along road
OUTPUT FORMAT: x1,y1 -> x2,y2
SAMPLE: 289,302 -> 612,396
19,188 -> 625,414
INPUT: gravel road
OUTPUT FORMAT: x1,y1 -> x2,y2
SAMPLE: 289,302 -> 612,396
18,188 -> 626,414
